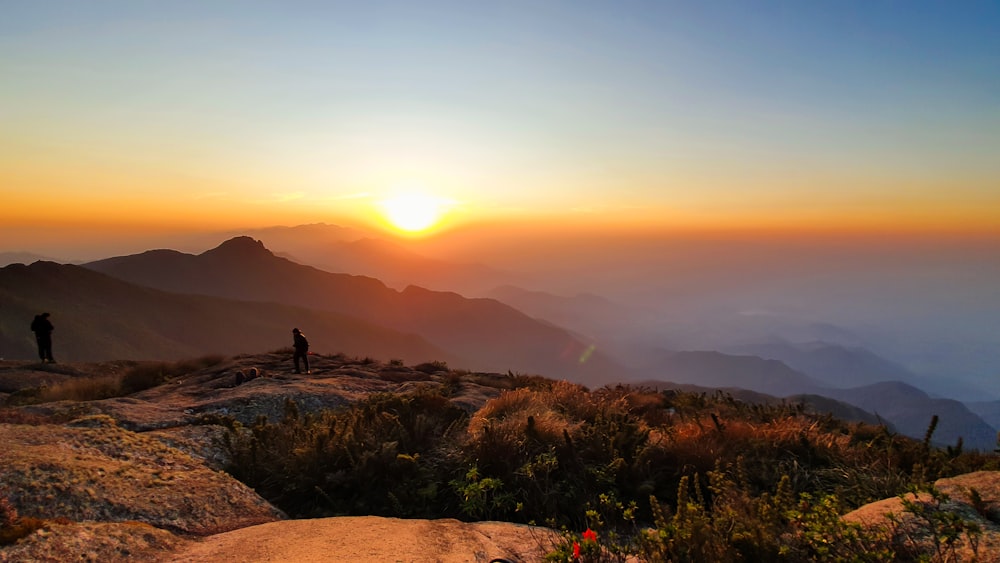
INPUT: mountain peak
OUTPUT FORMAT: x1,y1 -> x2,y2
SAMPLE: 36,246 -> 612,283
201,237 -> 273,261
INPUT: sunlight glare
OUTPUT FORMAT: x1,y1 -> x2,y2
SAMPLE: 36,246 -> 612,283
379,190 -> 450,233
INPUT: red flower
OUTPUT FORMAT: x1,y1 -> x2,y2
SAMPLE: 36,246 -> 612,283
573,541 -> 580,559
583,528 -> 597,542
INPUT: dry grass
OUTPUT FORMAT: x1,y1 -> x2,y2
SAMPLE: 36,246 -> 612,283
467,384 -> 593,449
8,355 -> 227,405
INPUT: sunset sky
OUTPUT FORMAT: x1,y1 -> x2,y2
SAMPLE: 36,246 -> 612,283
2,1 -> 999,249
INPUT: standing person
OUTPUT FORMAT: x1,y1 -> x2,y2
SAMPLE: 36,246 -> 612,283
30,313 -> 55,363
292,328 -> 310,374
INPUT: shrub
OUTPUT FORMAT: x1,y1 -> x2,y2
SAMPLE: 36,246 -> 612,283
223,391 -> 469,518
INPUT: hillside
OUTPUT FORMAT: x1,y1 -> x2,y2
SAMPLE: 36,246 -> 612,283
0,261 -> 454,364
84,237 -> 626,387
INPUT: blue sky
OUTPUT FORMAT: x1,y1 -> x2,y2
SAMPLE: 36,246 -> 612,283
2,1 -> 998,235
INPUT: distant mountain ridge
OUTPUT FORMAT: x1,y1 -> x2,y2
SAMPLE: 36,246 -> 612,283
639,350 -> 825,398
730,340 -> 993,401
825,381 -> 998,451
0,251 -> 56,267
84,237 -> 626,387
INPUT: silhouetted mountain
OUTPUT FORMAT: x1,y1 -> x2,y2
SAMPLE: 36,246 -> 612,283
232,223 -> 516,294
85,237 -> 627,387
0,252 -> 55,267
729,340 -> 990,401
0,261 -> 455,364
237,222 -> 371,244
825,382 -> 997,451
638,350 -> 824,397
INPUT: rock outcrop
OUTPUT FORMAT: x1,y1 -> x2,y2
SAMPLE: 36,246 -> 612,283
845,471 -> 1000,561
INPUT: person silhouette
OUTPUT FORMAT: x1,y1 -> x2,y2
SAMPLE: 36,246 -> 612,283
292,328 -> 310,374
30,312 -> 55,363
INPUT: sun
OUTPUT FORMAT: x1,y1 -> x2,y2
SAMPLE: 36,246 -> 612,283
379,190 -> 449,233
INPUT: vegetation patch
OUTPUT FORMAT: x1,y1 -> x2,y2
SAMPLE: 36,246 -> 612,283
220,382 -> 1000,560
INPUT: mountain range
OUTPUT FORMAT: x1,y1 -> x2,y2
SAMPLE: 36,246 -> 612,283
3,233 -> 997,450
728,339 -> 993,401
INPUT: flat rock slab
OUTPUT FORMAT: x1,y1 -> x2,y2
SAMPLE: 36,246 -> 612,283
166,516 -> 562,563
